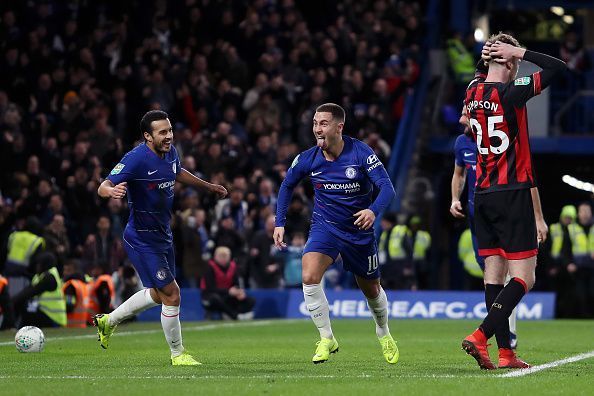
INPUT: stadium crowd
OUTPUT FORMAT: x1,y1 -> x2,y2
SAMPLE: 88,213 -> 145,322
0,0 -> 425,327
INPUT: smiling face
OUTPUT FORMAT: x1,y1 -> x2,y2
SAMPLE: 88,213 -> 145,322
312,111 -> 343,150
145,118 -> 173,155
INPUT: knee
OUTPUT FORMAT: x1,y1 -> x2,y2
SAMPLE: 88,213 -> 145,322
302,271 -> 322,285
515,275 -> 535,292
160,285 -> 181,306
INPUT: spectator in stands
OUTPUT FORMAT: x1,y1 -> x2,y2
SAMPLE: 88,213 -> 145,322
62,259 -> 89,328
43,214 -> 70,264
4,216 -> 45,298
200,246 -> 255,320
548,205 -> 578,317
409,216 -> 431,290
560,31 -> 591,73
573,203 -> 594,318
249,215 -> 282,289
177,209 -> 208,288
82,215 -> 125,274
275,232 -> 306,288
111,264 -> 142,310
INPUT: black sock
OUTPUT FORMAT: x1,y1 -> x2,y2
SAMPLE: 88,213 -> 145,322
485,283 -> 512,349
480,278 -> 527,340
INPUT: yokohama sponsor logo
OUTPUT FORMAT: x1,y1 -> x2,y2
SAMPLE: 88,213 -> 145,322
158,180 -> 175,189
322,182 -> 360,190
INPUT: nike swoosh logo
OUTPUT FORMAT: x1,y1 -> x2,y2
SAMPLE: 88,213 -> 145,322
311,171 -> 322,176
464,153 -> 474,157
148,170 -> 157,175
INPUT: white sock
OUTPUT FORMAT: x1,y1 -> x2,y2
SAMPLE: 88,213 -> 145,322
108,288 -> 158,326
303,283 -> 333,339
161,304 -> 184,357
367,287 -> 390,338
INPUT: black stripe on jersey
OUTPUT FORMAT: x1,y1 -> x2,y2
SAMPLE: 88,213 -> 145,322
482,87 -> 500,190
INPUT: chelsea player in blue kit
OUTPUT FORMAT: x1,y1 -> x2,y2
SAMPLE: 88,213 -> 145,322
273,103 -> 399,364
94,110 -> 227,366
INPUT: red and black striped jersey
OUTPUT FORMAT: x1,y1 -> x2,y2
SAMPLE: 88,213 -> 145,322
464,72 -> 543,194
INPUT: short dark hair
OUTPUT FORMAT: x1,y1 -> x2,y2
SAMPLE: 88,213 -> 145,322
140,110 -> 169,140
315,103 -> 345,123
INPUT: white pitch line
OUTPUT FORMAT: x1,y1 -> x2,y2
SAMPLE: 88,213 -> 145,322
496,350 -> 594,378
0,320 -> 302,347
0,374 -> 480,380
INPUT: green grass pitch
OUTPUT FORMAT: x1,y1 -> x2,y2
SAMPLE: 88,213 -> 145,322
1,319 -> 592,395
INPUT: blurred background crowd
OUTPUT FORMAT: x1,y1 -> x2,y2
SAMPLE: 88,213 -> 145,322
1,0 -> 593,329
0,0 -> 424,327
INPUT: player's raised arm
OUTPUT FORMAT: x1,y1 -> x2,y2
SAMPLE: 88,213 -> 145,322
274,153 -> 309,248
176,168 -> 228,199
490,41 -> 567,104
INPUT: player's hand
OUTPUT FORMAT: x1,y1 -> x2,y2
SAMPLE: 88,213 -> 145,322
450,200 -> 465,218
110,182 -> 127,199
210,184 -> 228,199
354,209 -> 375,230
273,226 -> 287,249
481,40 -> 493,64
489,41 -> 525,63
535,218 -> 548,244
567,263 -> 577,274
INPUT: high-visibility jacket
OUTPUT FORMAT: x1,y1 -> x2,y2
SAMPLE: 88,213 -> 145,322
549,223 -> 564,259
6,231 -> 45,274
446,38 -> 476,83
458,229 -> 483,278
62,279 -> 89,328
387,225 -> 411,260
0,276 -> 7,314
549,221 -> 594,264
87,274 -> 115,317
413,230 -> 431,260
32,267 -> 66,327
567,223 -> 594,265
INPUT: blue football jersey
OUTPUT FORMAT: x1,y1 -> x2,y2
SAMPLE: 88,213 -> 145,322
276,136 -> 395,244
454,133 -> 477,205
107,143 -> 181,252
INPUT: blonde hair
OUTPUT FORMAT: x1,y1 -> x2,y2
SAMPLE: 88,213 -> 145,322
488,32 -> 520,47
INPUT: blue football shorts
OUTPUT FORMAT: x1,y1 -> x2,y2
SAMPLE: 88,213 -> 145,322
303,223 -> 379,279
123,238 -> 176,288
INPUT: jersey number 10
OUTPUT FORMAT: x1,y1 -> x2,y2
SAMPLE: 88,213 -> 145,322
367,254 -> 379,274
470,115 -> 509,154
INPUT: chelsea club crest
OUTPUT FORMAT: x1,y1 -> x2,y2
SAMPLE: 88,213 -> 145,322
172,162 -> 176,173
345,167 -> 357,179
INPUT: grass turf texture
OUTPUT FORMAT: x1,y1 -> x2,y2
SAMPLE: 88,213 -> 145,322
1,319 -> 592,395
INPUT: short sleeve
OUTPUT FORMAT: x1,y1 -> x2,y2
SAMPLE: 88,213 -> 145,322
504,72 -> 542,107
107,152 -> 137,184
